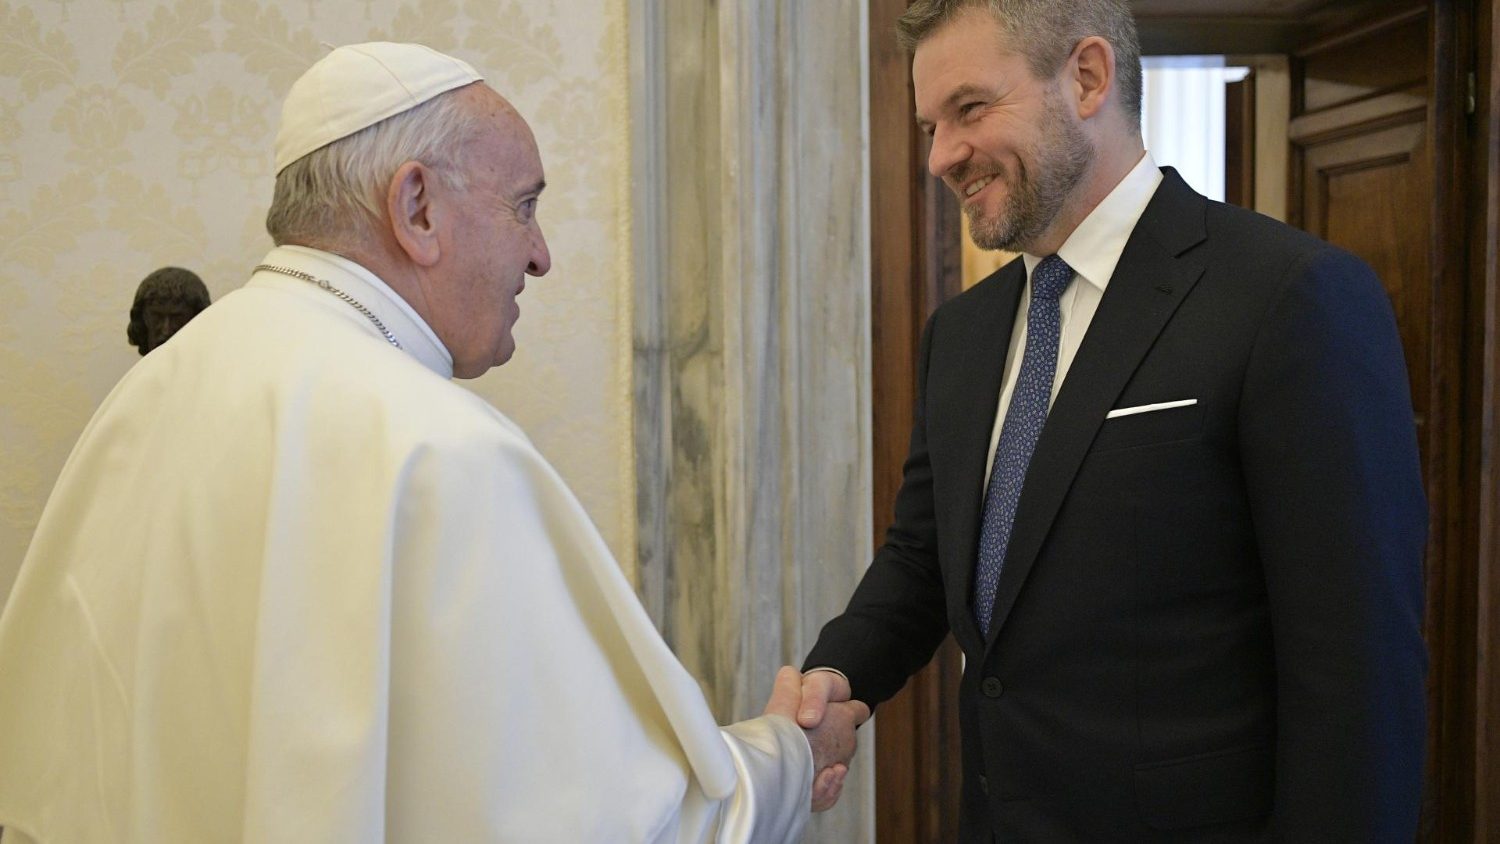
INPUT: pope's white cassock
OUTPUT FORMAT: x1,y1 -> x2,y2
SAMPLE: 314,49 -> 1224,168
0,245 -> 812,843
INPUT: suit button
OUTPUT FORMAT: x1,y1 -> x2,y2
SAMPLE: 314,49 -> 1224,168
981,677 -> 1003,698
978,774 -> 989,795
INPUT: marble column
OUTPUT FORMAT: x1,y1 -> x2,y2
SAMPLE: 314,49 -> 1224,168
630,1 -> 874,840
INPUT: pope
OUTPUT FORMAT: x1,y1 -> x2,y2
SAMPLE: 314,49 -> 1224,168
0,42 -> 867,843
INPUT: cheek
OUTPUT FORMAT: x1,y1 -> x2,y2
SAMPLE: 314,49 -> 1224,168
503,227 -> 535,268
979,120 -> 1030,157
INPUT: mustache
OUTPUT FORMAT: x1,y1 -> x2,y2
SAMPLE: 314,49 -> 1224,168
947,162 -> 1005,191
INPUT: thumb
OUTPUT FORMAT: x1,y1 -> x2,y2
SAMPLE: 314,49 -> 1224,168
763,666 -> 803,720
797,672 -> 838,729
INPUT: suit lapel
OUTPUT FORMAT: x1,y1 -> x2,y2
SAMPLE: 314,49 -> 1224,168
932,260 -> 1025,651
982,169 -> 1209,648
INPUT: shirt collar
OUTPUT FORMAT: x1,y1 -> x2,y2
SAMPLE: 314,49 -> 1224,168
1022,151 -> 1163,291
252,245 -> 454,379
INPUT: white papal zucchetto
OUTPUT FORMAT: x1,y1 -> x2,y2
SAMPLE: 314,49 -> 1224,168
274,41 -> 483,174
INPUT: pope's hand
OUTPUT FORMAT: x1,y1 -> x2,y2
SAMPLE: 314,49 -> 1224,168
764,666 -> 870,811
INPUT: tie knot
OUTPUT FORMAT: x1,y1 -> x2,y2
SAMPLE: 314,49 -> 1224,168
1031,255 -> 1072,302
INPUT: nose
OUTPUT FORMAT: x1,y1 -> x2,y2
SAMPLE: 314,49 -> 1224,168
527,223 -> 551,277
926,125 -> 970,180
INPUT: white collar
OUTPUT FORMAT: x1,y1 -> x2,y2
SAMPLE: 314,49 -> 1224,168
1023,151 -> 1163,290
251,245 -> 454,379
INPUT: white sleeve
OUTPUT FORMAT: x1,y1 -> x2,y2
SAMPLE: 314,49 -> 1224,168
389,425 -> 813,843
713,715 -> 814,843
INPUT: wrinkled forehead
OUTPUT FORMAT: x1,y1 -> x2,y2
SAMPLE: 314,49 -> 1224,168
464,85 -> 545,190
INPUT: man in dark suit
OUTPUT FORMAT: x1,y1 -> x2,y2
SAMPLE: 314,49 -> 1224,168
796,0 -> 1428,839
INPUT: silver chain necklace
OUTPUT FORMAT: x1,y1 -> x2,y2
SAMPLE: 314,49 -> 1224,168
254,264 -> 403,350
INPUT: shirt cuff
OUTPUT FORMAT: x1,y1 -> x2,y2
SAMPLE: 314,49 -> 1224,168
803,666 -> 849,686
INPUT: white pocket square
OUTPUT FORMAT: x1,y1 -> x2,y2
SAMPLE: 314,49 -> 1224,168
1105,399 -> 1198,419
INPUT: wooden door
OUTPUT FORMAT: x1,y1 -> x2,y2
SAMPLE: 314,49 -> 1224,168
1288,8 -> 1433,455
1286,4 -> 1474,838
1476,1 -> 1500,840
867,0 -> 964,840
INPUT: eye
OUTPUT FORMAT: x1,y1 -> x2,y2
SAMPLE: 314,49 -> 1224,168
518,198 -> 538,221
959,101 -> 984,120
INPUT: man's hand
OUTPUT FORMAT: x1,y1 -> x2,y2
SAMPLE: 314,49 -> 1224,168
764,666 -> 869,811
794,668 -> 853,730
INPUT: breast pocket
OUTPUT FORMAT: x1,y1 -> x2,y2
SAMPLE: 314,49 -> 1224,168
1090,399 -> 1204,453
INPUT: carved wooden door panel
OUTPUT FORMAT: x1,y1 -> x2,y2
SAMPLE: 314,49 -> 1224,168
1289,9 -> 1432,449
1288,4 -> 1474,839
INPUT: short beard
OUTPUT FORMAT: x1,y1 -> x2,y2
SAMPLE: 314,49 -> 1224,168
965,93 -> 1094,254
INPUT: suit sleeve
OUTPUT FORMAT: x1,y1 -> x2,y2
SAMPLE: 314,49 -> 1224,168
1237,246 -> 1427,839
803,312 -> 954,706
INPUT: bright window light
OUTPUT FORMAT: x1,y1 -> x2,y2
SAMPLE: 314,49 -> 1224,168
1140,57 -> 1251,203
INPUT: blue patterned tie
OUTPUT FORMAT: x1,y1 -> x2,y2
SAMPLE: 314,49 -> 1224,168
973,255 -> 1073,637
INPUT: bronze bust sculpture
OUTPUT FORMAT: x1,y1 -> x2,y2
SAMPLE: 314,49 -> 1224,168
128,267 -> 211,355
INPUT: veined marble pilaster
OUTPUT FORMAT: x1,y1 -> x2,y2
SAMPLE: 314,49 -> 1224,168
631,1 -> 873,840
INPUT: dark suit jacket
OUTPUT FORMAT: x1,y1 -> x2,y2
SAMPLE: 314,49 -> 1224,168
805,169 -> 1427,841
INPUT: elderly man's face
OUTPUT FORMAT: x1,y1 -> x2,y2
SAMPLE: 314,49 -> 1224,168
428,86 -> 551,378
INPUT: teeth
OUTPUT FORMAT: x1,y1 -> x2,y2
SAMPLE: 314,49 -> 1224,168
965,176 -> 994,197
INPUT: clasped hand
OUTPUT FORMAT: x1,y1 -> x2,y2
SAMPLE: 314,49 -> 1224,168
763,666 -> 870,811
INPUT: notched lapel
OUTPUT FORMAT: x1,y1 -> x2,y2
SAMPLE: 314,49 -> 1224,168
927,260 -> 1025,649
981,169 -> 1209,649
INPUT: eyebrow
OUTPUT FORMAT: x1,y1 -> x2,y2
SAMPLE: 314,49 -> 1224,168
916,83 -> 994,127
522,178 -> 546,197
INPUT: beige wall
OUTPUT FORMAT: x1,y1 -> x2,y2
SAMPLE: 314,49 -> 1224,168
0,0 -> 634,601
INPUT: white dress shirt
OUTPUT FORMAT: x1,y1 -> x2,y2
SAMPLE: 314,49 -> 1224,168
981,152 -> 1164,490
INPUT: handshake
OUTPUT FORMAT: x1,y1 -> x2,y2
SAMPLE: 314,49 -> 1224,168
762,666 -> 871,812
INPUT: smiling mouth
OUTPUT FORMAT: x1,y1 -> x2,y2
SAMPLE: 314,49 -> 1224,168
964,174 -> 997,198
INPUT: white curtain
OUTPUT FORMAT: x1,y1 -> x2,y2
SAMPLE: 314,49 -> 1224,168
1140,57 -> 1250,203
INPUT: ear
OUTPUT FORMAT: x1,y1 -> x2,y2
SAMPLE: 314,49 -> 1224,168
387,160 -> 442,268
1069,35 -> 1116,122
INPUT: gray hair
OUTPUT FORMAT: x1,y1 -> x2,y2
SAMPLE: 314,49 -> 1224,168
265,87 -> 481,247
895,0 -> 1142,128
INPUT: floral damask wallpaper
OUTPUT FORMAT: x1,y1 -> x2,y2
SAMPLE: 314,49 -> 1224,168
0,0 -> 634,601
